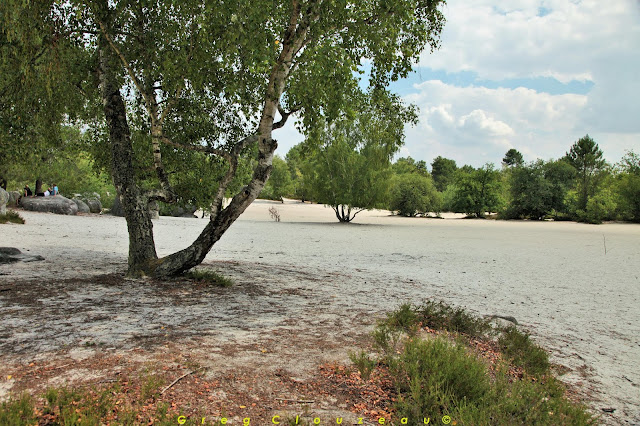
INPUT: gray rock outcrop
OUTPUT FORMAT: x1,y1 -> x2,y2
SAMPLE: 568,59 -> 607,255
0,188 -> 8,215
72,198 -> 91,213
110,196 -> 124,216
7,191 -> 21,207
21,195 -> 78,215
111,196 -> 158,219
148,201 -> 159,219
85,198 -> 102,213
0,247 -> 44,264
171,204 -> 198,218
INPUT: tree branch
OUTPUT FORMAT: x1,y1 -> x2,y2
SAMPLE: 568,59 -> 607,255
158,136 -> 233,163
272,104 -> 302,130
97,20 -> 154,119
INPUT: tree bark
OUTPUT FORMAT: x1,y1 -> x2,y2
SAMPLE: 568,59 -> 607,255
98,43 -> 158,277
35,178 -> 43,195
93,1 -> 313,278
146,3 -> 313,278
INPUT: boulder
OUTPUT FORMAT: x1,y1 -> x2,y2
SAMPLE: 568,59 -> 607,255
72,198 -> 91,213
111,196 -> 158,219
7,191 -> 21,207
0,247 -> 44,264
171,204 -> 197,218
110,195 -> 125,216
149,201 -> 159,219
21,195 -> 78,215
0,188 -> 8,215
85,198 -> 102,213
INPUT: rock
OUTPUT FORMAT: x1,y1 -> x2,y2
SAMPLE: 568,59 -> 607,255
85,198 -> 102,213
148,201 -> 159,219
110,196 -> 125,216
21,195 -> 78,215
111,196 -> 158,219
171,204 -> 197,218
486,314 -> 519,329
0,247 -> 44,264
72,198 -> 91,213
7,191 -> 21,207
0,188 -> 8,215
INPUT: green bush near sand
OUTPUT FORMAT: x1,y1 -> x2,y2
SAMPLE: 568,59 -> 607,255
0,210 -> 25,224
356,301 -> 596,425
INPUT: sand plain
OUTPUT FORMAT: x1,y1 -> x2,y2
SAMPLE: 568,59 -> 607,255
1,199 -> 639,424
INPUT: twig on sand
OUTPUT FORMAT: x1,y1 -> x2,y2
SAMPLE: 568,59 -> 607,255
603,234 -> 607,255
161,366 -> 207,394
275,398 -> 315,404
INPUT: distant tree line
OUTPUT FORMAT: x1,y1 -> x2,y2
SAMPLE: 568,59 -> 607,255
260,134 -> 640,224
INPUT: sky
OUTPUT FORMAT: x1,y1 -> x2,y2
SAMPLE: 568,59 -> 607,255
276,0 -> 640,169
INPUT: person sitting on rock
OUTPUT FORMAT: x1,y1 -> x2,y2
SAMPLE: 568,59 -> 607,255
44,187 -> 51,197
52,184 -> 59,196
24,185 -> 32,197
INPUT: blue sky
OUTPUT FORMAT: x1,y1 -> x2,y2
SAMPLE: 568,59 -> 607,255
276,0 -> 640,168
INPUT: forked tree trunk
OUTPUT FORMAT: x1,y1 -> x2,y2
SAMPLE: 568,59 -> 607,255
332,204 -> 363,223
95,1 -> 309,279
99,45 -> 158,277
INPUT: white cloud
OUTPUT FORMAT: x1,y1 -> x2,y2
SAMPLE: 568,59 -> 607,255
400,80 -> 613,166
278,1 -> 640,168
426,0 -> 640,83
399,0 -> 640,167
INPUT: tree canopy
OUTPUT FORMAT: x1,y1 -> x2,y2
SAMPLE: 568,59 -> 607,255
564,134 -> 605,211
1,0 -> 447,276
430,155 -> 457,191
502,149 -> 524,168
303,90 -> 416,222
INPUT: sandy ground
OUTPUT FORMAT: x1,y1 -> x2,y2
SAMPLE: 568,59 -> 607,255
1,199 -> 639,424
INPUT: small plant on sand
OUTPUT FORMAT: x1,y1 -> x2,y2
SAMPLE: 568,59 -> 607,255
43,386 -> 114,423
185,269 -> 234,287
383,303 -> 419,335
268,206 -> 281,222
140,371 -> 165,401
361,302 -> 595,425
0,211 -> 25,224
415,300 -> 493,337
498,325 -> 550,377
372,322 -> 403,357
348,350 -> 377,381
390,337 -> 492,424
0,393 -> 36,425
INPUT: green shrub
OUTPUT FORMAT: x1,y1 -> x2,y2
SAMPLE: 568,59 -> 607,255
498,326 -> 550,377
384,303 -> 420,335
348,350 -> 377,381
0,210 -> 25,224
415,300 -> 492,338
43,387 -> 114,423
372,323 -> 402,358
0,394 -> 36,425
489,373 -> 596,425
390,337 -> 492,423
390,173 -> 442,217
185,269 -> 234,287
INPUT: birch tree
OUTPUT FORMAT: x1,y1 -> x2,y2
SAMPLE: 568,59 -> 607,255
1,0 -> 446,277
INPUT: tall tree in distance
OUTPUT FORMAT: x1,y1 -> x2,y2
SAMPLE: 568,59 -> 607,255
304,91 -> 417,222
564,135 -> 605,211
502,148 -> 524,168
393,157 -> 429,177
430,156 -> 457,191
1,0 -> 446,277
617,150 -> 640,222
451,163 -> 503,218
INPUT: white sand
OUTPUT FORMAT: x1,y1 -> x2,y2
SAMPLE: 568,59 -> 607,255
2,200 -> 639,423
